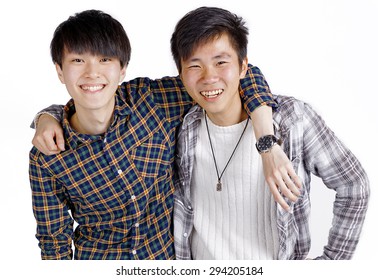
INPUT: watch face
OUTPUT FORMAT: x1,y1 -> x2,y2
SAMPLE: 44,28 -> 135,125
258,137 -> 272,150
256,135 -> 277,152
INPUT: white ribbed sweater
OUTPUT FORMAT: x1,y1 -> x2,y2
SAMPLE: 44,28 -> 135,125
190,116 -> 279,260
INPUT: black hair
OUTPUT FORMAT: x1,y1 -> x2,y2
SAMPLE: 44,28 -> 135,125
51,10 -> 131,68
171,6 -> 248,73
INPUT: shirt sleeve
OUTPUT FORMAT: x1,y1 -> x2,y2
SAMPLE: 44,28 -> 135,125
29,149 -> 74,260
302,103 -> 370,260
148,75 -> 194,124
240,64 -> 277,116
30,105 -> 65,129
148,64 -> 276,124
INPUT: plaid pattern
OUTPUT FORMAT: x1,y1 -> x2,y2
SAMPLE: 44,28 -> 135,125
29,66 -> 276,260
174,95 -> 370,260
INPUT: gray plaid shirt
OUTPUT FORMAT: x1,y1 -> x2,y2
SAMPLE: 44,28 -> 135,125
173,95 -> 370,260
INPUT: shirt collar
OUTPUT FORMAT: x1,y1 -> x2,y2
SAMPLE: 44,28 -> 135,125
181,105 -> 203,127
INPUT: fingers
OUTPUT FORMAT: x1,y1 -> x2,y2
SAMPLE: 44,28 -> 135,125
55,130 -> 66,151
273,171 -> 298,202
281,171 -> 300,197
32,114 -> 65,155
32,132 -> 61,155
289,169 -> 302,189
266,178 -> 290,211
266,168 -> 302,212
260,144 -> 303,212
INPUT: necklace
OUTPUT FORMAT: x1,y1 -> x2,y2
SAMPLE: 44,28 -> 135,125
204,113 -> 250,191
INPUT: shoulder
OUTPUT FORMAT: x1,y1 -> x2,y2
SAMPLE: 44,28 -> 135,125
119,77 -> 152,94
120,76 -> 183,90
29,146 -> 55,175
118,76 -> 185,104
274,94 -> 320,113
272,95 -> 304,127
274,95 -> 306,114
29,145 -> 69,169
117,77 -> 156,110
273,94 -> 321,130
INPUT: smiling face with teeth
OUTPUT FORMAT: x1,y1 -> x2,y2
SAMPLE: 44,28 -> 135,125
180,33 -> 248,126
55,50 -> 126,117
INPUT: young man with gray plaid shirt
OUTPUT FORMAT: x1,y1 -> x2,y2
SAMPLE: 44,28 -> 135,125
171,7 -> 369,260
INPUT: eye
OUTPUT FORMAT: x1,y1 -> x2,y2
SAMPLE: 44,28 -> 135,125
100,57 -> 112,62
217,61 -> 228,66
188,64 -> 200,69
72,58 -> 84,63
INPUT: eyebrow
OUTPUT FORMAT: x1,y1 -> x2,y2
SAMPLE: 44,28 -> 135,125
188,52 -> 232,63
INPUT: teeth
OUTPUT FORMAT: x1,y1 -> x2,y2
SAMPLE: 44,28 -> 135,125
200,89 -> 223,98
81,85 -> 104,92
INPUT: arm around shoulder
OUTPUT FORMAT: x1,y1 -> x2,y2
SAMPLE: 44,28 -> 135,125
240,66 -> 302,211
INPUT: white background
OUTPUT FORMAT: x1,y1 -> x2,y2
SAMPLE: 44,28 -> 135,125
0,0 -> 377,279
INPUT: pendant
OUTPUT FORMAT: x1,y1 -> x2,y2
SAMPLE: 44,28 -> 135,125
216,181 -> 222,191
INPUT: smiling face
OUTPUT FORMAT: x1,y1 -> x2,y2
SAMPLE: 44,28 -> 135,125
180,34 -> 248,126
55,50 -> 126,116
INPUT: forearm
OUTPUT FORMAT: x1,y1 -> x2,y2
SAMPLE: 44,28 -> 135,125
249,105 -> 274,139
30,104 -> 65,129
318,164 -> 369,259
240,66 -> 302,210
318,194 -> 369,260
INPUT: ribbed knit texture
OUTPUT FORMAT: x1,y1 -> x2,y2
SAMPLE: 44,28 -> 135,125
190,115 -> 279,259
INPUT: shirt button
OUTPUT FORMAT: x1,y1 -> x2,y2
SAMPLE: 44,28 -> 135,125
135,223 -> 139,227
117,169 -> 123,175
132,250 -> 137,255
183,233 -> 188,237
187,205 -> 192,210
131,195 -> 136,200
103,137 -> 107,143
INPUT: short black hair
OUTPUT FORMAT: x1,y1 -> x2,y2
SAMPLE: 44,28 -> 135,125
51,9 -> 131,68
171,6 -> 248,73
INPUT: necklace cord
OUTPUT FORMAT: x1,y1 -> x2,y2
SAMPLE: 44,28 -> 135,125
204,113 -> 250,183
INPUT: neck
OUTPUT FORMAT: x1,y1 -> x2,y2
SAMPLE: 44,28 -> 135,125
70,107 -> 114,135
206,105 -> 248,126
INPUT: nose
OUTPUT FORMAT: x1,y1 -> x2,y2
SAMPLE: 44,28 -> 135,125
202,66 -> 218,84
84,60 -> 100,78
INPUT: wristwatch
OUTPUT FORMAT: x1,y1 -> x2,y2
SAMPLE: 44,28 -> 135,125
255,135 -> 281,154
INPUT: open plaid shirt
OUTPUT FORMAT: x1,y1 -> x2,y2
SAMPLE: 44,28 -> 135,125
173,95 -> 370,260
29,66 -> 276,260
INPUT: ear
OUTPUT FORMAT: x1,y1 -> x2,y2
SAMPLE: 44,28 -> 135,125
55,63 -> 65,84
119,66 -> 127,83
239,57 -> 248,79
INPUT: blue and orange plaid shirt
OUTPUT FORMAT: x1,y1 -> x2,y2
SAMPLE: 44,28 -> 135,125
29,65 -> 276,259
